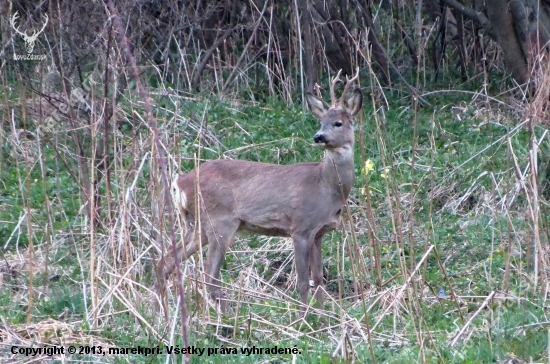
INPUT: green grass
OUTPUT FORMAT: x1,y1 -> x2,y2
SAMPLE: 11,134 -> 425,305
1,81 -> 549,363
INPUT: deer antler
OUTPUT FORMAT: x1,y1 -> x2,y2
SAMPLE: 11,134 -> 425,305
10,11 -> 48,39
329,69 -> 343,107
10,12 -> 26,37
339,67 -> 360,107
34,14 -> 48,37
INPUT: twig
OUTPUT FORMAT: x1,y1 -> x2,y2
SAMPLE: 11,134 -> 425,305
191,0 -> 238,90
3,211 -> 27,250
449,291 -> 495,347
104,1 -> 190,361
371,245 -> 435,331
222,0 -> 269,93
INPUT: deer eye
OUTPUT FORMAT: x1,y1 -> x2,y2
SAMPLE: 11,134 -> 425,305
334,121 -> 343,127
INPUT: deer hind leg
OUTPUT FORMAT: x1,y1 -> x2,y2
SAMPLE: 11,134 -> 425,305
292,234 -> 312,311
310,234 -> 324,308
179,210 -> 204,259
166,177 -> 200,276
203,218 -> 239,312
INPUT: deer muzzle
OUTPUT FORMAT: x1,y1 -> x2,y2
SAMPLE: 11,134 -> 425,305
314,133 -> 327,144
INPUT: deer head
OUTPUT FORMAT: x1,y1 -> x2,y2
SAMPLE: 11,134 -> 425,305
11,11 -> 48,54
307,69 -> 362,152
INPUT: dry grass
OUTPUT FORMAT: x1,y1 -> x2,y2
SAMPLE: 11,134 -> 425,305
1,1 -> 550,363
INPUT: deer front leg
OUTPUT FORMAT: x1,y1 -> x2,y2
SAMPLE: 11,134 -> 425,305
292,235 -> 311,312
310,234 -> 324,308
204,220 -> 239,313
205,237 -> 228,312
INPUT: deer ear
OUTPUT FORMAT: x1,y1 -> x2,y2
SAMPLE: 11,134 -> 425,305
306,93 -> 330,119
346,88 -> 363,116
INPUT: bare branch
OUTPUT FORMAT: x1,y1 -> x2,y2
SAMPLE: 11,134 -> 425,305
442,0 -> 489,28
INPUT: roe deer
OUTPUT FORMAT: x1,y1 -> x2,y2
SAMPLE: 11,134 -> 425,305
167,69 -> 362,313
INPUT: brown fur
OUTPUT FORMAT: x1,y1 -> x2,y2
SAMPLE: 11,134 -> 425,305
165,85 -> 363,313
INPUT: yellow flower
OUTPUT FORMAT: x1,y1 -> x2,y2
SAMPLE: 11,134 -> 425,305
362,159 -> 375,176
387,262 -> 392,267
34,179 -> 38,182
381,167 -> 390,179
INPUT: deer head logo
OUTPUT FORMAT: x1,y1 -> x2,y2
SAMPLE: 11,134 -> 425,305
10,11 -> 48,54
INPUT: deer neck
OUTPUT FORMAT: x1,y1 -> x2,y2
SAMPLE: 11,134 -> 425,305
320,144 -> 355,199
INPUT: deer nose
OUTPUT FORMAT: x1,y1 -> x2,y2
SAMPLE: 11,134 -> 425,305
314,133 -> 326,144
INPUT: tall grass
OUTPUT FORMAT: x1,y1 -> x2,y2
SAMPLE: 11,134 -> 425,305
1,2 -> 549,363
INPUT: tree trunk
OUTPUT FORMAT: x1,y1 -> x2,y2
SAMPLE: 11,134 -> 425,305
486,0 -> 529,84
444,0 -> 550,86
298,0 -> 317,92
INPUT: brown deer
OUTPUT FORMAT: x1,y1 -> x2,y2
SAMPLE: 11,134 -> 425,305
167,69 -> 362,313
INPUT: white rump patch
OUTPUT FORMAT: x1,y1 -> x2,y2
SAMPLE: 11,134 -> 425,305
171,175 -> 187,209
